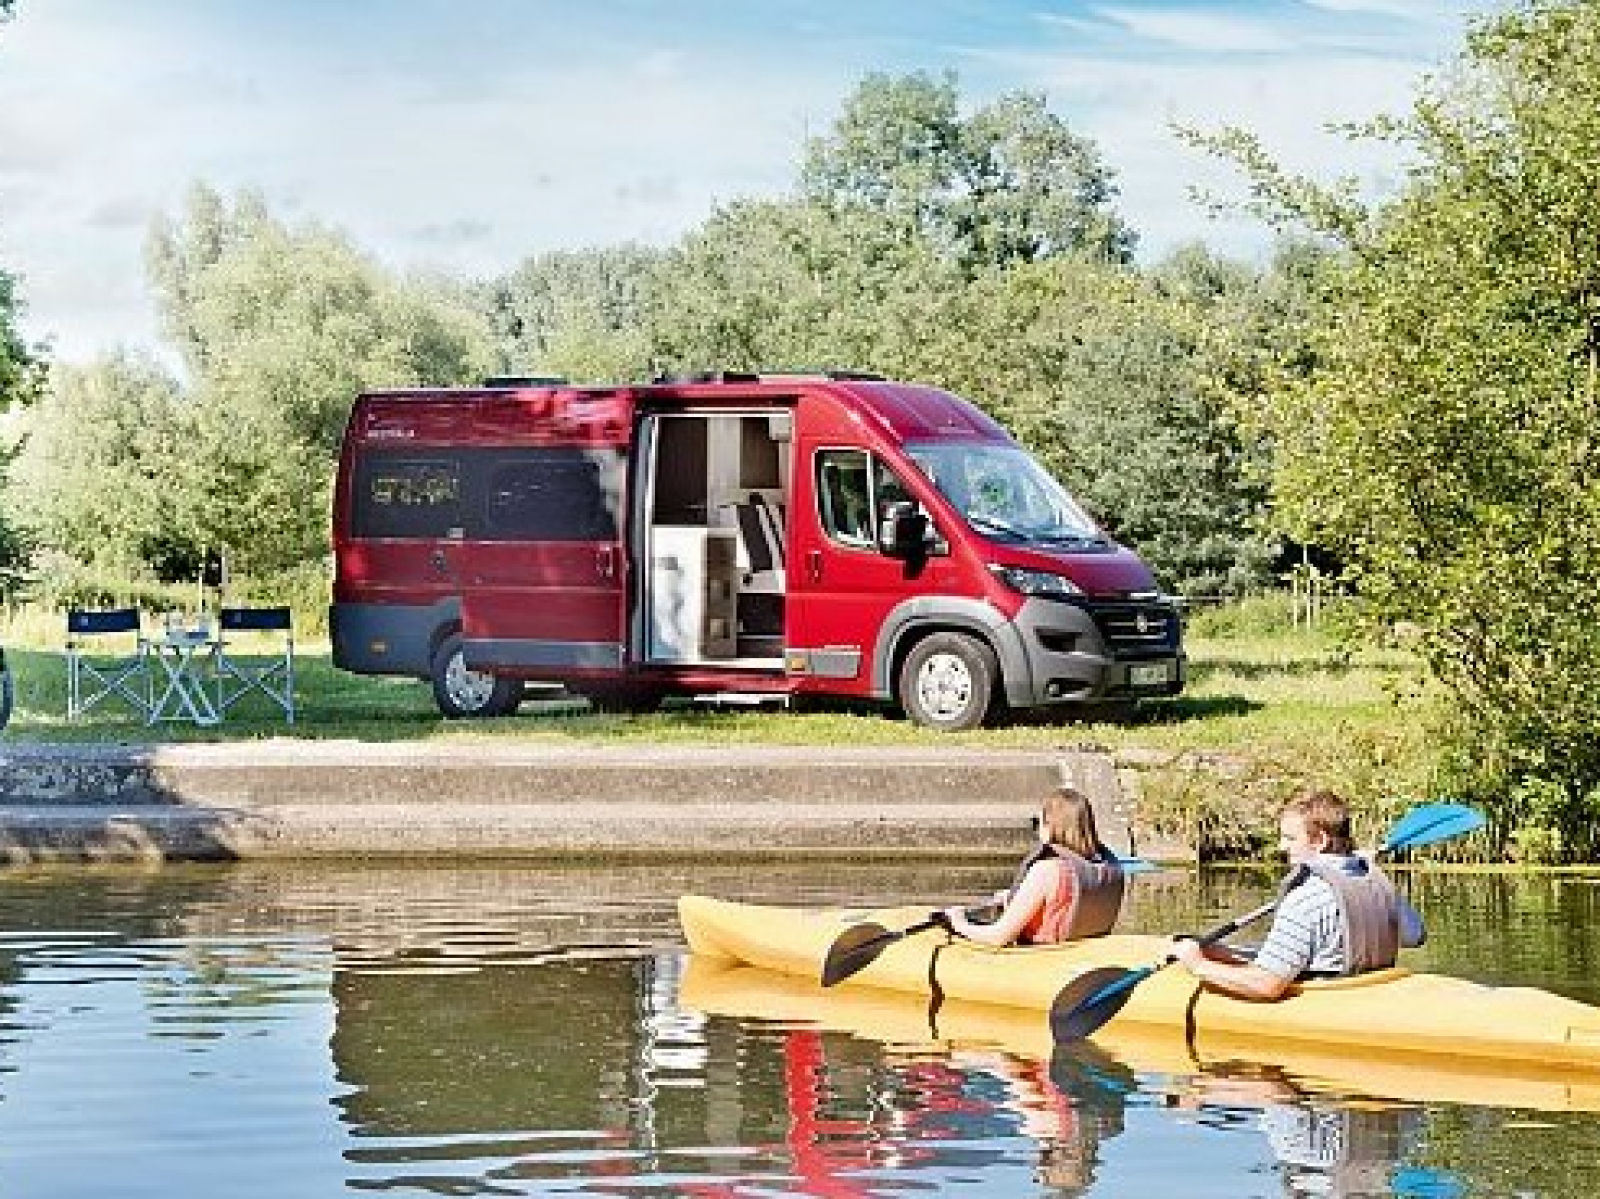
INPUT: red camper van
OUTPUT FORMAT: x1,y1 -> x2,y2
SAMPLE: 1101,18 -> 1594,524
329,372 -> 1183,730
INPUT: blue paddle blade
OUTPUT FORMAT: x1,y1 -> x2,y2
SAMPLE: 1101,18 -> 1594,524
1380,802 -> 1485,853
1114,856 -> 1160,875
1049,964 -> 1156,1042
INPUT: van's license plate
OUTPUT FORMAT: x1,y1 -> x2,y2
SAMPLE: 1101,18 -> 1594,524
1129,663 -> 1170,686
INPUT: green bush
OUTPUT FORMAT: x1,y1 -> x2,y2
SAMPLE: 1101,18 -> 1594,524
25,552 -> 194,614
1185,591 -> 1302,639
222,560 -> 331,637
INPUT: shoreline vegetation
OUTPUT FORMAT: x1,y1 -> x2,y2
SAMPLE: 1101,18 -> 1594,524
1,593 -> 1455,863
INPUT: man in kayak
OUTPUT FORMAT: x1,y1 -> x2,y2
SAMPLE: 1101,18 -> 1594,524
939,786 -> 1124,946
1172,790 -> 1425,1000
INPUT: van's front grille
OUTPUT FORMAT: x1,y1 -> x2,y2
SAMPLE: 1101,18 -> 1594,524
1086,602 -> 1180,655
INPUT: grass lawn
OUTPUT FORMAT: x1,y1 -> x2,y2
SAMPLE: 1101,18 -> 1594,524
3,615 -> 1436,774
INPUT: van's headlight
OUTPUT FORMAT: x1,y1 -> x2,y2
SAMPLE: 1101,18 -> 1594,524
988,564 -> 1082,598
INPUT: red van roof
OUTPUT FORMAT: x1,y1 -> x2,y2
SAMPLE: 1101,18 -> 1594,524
838,381 -> 1012,443
351,375 -> 1013,448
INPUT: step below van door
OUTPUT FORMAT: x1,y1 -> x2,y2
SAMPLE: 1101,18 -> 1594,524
460,444 -> 629,676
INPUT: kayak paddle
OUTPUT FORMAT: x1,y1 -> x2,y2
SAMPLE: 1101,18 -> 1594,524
820,912 -> 953,987
1047,800 -> 1486,1043
820,854 -> 1159,988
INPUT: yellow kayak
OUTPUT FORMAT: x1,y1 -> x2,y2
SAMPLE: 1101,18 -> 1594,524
678,894 -> 1600,1078
680,957 -> 1600,1113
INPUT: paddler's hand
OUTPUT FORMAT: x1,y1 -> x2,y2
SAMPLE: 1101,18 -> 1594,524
1171,937 -> 1206,971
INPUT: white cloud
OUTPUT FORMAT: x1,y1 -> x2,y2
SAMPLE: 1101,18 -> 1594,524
1303,0 -> 1467,19
1088,6 -> 1299,54
0,0 -> 1472,362
997,1 -> 1463,259
0,3 -> 853,359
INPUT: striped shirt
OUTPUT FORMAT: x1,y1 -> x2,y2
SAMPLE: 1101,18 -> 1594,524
1252,854 -> 1426,980
1253,874 -> 1346,980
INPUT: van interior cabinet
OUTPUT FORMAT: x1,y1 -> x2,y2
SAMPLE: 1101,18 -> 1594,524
648,527 -> 738,662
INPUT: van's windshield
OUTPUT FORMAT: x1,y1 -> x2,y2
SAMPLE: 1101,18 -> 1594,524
905,441 -> 1104,545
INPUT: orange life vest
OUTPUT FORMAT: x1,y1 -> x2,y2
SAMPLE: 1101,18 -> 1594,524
1020,849 -> 1124,944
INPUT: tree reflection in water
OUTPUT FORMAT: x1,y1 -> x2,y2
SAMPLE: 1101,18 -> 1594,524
0,863 -> 1595,1195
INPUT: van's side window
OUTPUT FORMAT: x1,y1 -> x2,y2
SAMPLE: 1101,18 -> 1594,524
816,450 -> 924,550
817,450 -> 875,549
480,448 -> 621,541
353,456 -> 463,538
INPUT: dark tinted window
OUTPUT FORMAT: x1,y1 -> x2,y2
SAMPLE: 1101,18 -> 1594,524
352,456 -> 463,538
350,447 -> 622,541
482,450 -> 619,540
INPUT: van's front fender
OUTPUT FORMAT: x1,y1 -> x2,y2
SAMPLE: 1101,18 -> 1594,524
872,597 -> 1034,708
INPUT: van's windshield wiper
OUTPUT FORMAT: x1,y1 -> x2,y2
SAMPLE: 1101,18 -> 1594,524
1033,530 -> 1109,547
967,513 -> 1034,542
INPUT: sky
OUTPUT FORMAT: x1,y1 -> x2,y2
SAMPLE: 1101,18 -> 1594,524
0,0 -> 1482,365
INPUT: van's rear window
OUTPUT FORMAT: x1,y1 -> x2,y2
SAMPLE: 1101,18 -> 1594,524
352,448 -> 621,541
353,456 -> 463,538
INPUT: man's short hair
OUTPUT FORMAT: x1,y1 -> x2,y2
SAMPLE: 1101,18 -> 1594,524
1283,789 -> 1356,854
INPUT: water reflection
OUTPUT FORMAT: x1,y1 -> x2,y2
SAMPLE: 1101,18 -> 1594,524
1165,1063 -> 1434,1198
0,864 -> 1595,1196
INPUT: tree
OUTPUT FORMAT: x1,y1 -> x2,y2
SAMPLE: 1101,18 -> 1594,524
0,0 -> 50,588
0,267 -> 44,412
904,252 -> 1279,596
800,72 -> 1136,272
1197,0 -> 1600,857
145,184 -> 496,572
645,73 -> 1275,595
4,353 -> 188,572
647,197 -> 963,375
482,245 -> 664,382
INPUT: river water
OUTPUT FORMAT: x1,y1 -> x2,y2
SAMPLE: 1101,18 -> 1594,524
1,861 -> 1597,1197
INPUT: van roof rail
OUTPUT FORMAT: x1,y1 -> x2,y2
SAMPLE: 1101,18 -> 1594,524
651,371 -> 761,385
650,368 -> 884,385
482,374 -> 569,387
759,368 -> 885,382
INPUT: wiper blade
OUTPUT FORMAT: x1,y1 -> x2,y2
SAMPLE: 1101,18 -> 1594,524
1034,531 -> 1110,547
967,513 -> 1033,541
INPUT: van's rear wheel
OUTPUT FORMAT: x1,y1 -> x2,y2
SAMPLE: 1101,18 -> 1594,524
430,633 -> 521,718
898,632 -> 1001,732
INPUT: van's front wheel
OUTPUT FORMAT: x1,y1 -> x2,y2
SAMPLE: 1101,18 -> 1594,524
898,632 -> 1001,732
430,633 -> 522,718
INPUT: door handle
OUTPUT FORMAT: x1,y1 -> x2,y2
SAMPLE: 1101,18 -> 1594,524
429,549 -> 449,575
596,546 -> 616,580
807,549 -> 822,584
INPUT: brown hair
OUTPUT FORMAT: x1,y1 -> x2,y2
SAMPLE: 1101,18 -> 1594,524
1283,789 -> 1356,854
1040,786 -> 1104,858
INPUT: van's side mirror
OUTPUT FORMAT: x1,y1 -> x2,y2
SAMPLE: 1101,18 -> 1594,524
877,501 -> 928,558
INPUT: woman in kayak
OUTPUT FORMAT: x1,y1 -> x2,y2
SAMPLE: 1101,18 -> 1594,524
1172,790 -> 1426,1000
939,786 -> 1124,946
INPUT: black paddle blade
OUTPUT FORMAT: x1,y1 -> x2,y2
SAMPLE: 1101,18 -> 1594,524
820,922 -> 896,987
1048,965 -> 1150,1042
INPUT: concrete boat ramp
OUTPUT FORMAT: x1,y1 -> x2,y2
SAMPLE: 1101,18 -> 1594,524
0,741 -> 1174,864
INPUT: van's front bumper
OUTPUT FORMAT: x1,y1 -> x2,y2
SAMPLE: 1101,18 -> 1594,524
1005,596 -> 1185,707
